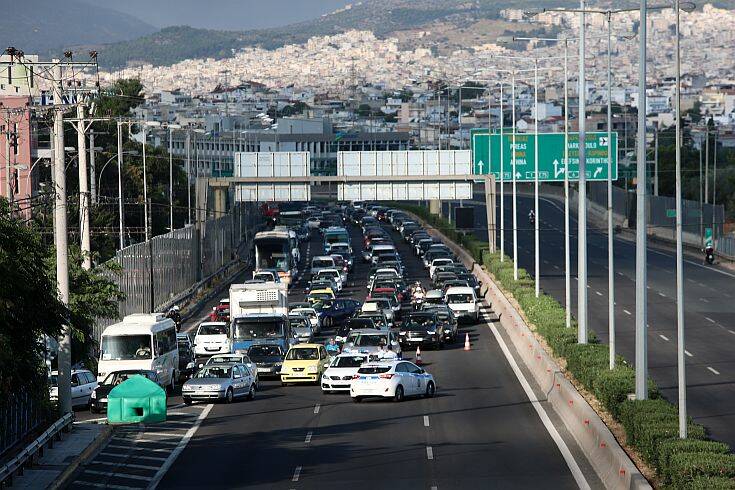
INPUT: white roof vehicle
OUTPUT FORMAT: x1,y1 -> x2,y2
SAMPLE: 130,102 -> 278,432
321,353 -> 368,393
315,268 -> 344,291
430,258 -> 455,279
350,360 -> 436,402
194,322 -> 231,357
444,286 -> 480,323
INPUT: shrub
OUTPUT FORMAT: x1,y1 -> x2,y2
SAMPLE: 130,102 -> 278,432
565,343 -> 609,388
636,423 -> 706,464
658,439 -> 731,481
592,365 -> 635,419
669,452 -> 735,488
681,475 -> 735,490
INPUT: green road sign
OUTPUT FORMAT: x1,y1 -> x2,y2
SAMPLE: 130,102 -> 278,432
666,209 -> 677,218
471,129 -> 618,182
705,227 -> 713,248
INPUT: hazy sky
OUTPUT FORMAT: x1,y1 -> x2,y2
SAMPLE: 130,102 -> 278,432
82,0 -> 353,31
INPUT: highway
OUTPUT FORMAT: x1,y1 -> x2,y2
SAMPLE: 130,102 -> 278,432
68,216 -> 605,488
466,190 -> 735,449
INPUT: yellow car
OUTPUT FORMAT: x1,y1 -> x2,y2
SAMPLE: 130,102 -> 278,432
281,343 -> 332,385
307,289 -> 336,304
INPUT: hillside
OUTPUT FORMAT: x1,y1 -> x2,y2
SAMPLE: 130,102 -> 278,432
1,0 -> 156,56
95,0 -> 735,69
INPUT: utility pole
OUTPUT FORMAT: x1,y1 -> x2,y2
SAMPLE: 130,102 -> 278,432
142,125 -> 150,243
564,39 -> 571,329
89,130 -> 96,204
635,0 -> 649,400
699,133 -> 703,247
76,103 -> 92,269
704,125 -> 709,203
712,130 -> 718,239
511,72 -> 519,281
53,62 -> 71,415
169,126 -> 174,232
117,122 -> 125,250
499,82 -> 505,262
578,0 -> 589,344
186,130 -> 192,225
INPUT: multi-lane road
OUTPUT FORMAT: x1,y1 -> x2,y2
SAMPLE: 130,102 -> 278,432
71,215 -> 602,489
466,189 -> 735,449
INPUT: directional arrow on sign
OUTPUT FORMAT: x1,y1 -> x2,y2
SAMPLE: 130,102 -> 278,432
515,172 -> 522,179
593,167 -> 603,178
478,160 -> 485,174
553,159 -> 566,179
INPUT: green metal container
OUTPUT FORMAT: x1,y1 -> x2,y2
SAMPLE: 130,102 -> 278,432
106,375 -> 167,424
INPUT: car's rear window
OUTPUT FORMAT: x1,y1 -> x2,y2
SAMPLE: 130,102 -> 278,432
357,366 -> 391,374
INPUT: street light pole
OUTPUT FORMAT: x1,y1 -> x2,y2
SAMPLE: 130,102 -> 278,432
142,124 -> 150,243
563,39 -> 571,328
606,12 -> 616,368
635,0 -> 649,400
169,126 -> 174,232
578,0 -> 589,344
534,59 -> 540,297
511,71 -> 519,281
186,130 -> 192,225
500,81 -> 505,262
673,0 -> 687,440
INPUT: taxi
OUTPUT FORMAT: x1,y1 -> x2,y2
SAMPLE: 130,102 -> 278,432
280,343 -> 332,385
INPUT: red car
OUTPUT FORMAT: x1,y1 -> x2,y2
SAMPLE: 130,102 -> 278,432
208,301 -> 230,322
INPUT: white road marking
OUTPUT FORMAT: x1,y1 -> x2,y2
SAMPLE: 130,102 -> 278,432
623,309 -> 632,316
707,367 -> 721,375
488,322 -> 590,490
93,460 -> 160,471
84,470 -> 151,482
658,292 -> 666,298
700,297 -> 709,303
423,416 -> 430,427
729,330 -> 735,335
148,404 -> 213,489
659,334 -> 670,341
617,271 -> 625,277
595,291 -> 602,296
426,446 -> 434,460
133,439 -> 179,446
685,350 -> 693,357
304,431 -> 313,444
314,404 -> 321,414
98,452 -> 167,462
705,317 -> 716,324
292,466 -> 302,482
75,482 -> 138,489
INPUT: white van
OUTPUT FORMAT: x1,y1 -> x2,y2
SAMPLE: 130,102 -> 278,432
444,287 -> 480,323
193,321 -> 232,357
98,313 -> 180,391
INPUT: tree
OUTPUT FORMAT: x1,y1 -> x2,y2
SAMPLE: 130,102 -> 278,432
0,200 -> 67,403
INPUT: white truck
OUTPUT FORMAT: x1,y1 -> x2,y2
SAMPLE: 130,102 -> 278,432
230,282 -> 289,318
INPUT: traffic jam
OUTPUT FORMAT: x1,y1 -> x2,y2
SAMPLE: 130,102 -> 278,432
81,202 -> 484,411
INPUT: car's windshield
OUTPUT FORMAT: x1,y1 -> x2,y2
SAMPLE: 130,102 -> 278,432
312,259 -> 333,268
286,348 -> 319,360
233,319 -> 285,340
405,315 -> 435,330
253,273 -> 274,282
318,271 -> 339,279
351,334 -> 387,347
309,292 -> 333,301
248,345 -> 283,357
102,372 -> 153,385
447,294 -> 474,304
101,335 -> 152,361
198,324 -> 228,336
332,356 -> 367,368
195,366 -> 232,379
207,356 -> 243,365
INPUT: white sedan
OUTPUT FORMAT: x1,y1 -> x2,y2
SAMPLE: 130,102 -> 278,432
350,360 -> 435,402
321,353 -> 368,393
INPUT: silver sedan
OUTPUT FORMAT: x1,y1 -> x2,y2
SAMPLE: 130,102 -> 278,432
182,363 -> 256,404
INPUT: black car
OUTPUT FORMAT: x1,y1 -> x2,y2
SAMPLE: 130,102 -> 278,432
336,317 -> 376,343
247,344 -> 285,378
398,312 -> 442,349
89,370 -> 161,413
423,305 -> 458,342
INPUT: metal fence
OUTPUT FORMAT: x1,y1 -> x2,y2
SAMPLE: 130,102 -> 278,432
0,392 -> 46,459
94,204 -> 257,343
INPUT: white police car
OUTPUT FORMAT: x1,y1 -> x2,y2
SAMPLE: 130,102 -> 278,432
350,360 -> 435,403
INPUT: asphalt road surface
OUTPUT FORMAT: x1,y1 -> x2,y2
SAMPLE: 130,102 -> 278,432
147,219 -> 598,489
463,190 -> 735,449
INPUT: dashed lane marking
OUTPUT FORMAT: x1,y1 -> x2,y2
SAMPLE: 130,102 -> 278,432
304,431 -> 313,444
659,335 -> 670,341
685,350 -> 693,357
83,469 -> 151,482
595,291 -> 602,296
314,404 -> 321,414
705,317 -> 716,324
707,367 -> 721,375
623,309 -> 632,316
292,466 -> 302,482
426,446 -> 434,460
423,416 -> 430,427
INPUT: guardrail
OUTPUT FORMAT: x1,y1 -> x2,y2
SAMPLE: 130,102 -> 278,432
0,413 -> 73,487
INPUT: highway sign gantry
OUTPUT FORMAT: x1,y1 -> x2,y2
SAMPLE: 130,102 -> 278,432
471,129 -> 618,182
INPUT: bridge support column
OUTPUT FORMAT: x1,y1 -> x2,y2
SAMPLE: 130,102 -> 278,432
429,199 -> 441,216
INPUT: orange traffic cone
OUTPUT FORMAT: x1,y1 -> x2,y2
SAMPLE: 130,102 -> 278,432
464,333 -> 471,351
415,346 -> 423,365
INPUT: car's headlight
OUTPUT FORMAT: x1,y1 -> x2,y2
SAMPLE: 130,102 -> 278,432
307,366 -> 318,374
234,349 -> 247,355
186,362 -> 195,369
